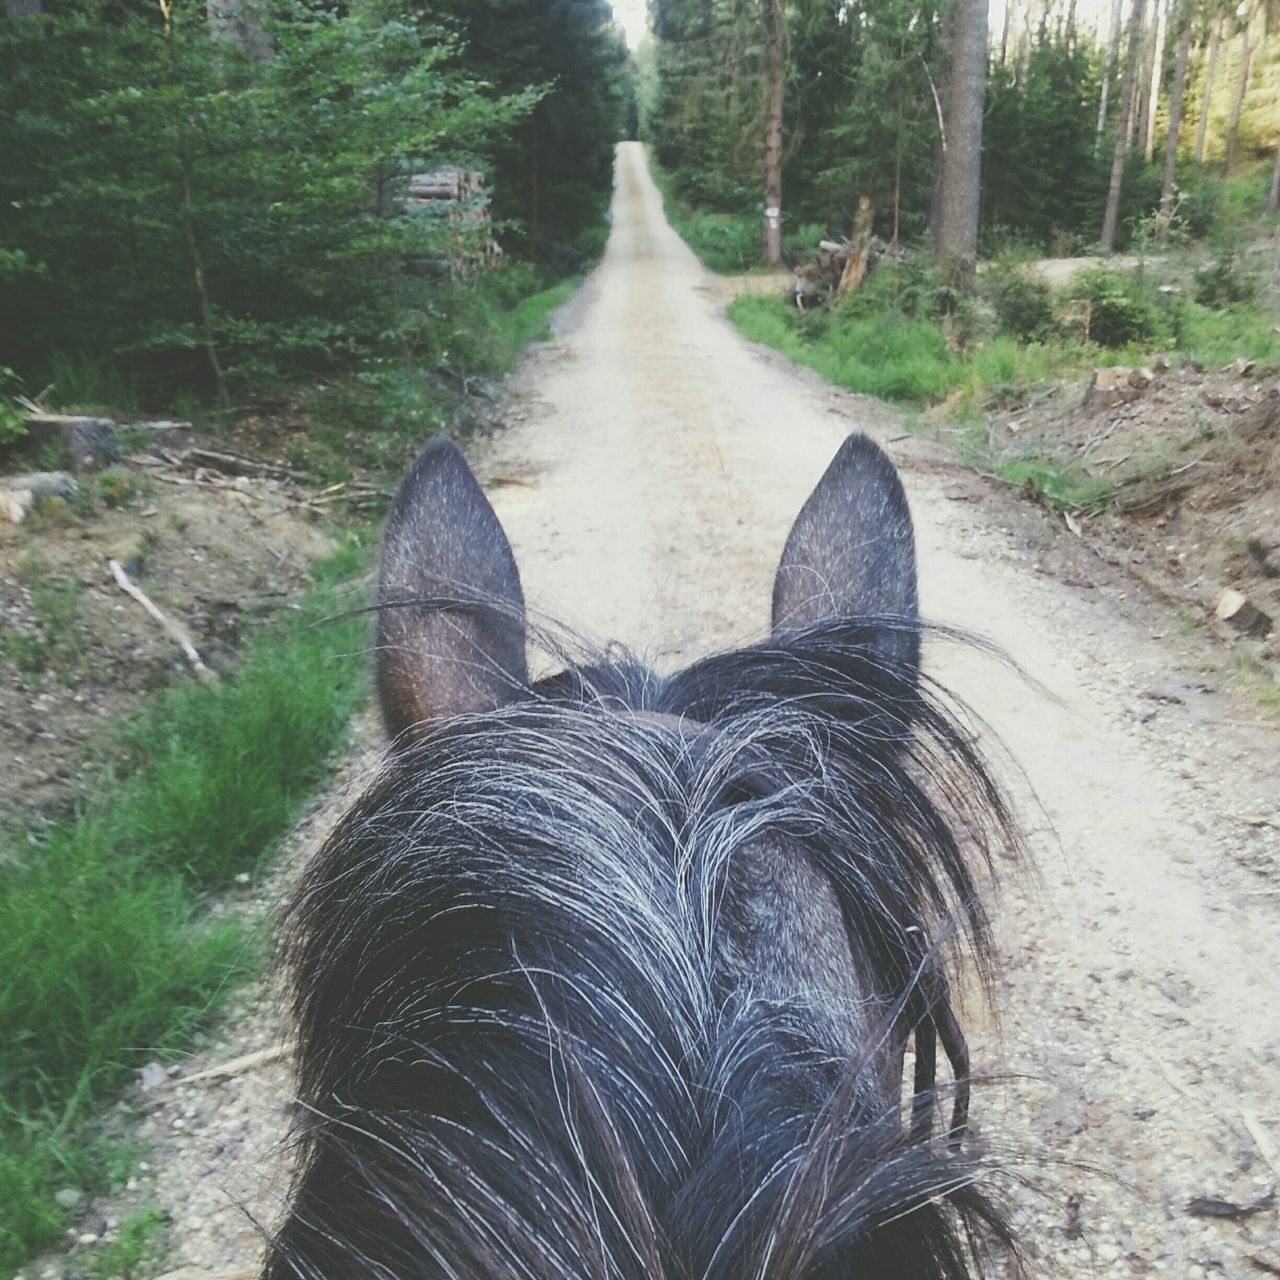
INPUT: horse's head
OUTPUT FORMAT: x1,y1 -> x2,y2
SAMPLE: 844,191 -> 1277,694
265,435 -> 1020,1280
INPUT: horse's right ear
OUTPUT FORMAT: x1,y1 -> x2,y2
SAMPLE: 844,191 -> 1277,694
772,433 -> 920,672
375,439 -> 527,739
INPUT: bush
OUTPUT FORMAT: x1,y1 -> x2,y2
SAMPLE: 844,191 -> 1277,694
1193,254 -> 1259,309
1066,266 -> 1168,348
0,367 -> 26,449
985,265 -> 1054,340
1175,171 -> 1224,239
842,256 -> 951,321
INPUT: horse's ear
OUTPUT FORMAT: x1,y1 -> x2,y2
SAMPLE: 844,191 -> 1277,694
772,433 -> 919,671
375,439 -> 527,738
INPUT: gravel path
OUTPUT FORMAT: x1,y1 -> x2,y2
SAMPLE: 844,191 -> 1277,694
85,141 -> 1278,1280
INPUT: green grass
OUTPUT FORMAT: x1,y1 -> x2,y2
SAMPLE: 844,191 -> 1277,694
40,350 -> 140,416
0,537 -> 371,1271
729,284 -> 1280,418
649,159 -> 823,275
1177,300 -> 1280,365
729,295 -> 961,402
88,1206 -> 168,1279
989,454 -> 1120,513
492,274 -> 585,355
2,578 -> 85,679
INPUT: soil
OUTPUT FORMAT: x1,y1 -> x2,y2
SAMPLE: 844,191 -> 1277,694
25,142 -> 1280,1280
0,444 -> 339,826
982,358 -> 1280,659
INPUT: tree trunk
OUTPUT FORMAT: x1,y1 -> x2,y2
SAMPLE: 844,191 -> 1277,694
1223,6 -> 1255,174
760,0 -> 785,265
1101,0 -> 1147,251
1096,0 -> 1126,147
1133,0 -> 1159,152
1143,0 -> 1167,161
1018,0 -> 1038,83
837,196 -> 875,297
159,0 -> 230,409
935,0 -> 989,287
1159,0 -> 1194,237
999,0 -> 1013,65
1267,135 -> 1280,214
1194,11 -> 1222,164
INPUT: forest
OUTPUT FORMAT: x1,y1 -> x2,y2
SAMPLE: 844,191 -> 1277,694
644,0 -> 1280,271
0,0 -> 630,457
1,0 -> 1278,1273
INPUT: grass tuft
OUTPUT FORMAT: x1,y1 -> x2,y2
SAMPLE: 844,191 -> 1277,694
0,539 -> 371,1270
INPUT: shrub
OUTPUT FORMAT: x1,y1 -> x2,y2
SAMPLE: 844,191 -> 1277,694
97,469 -> 142,509
1066,266 -> 1168,348
1193,254 -> 1259,308
985,266 -> 1054,340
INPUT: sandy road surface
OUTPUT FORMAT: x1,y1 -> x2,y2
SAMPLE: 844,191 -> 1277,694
119,141 -> 1280,1278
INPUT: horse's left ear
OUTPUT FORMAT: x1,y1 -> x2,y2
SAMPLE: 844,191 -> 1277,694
375,439 -> 527,739
772,433 -> 919,672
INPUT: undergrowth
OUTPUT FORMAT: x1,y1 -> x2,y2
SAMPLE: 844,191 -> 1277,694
295,266 -> 584,483
727,261 -> 1280,418
0,537 -> 371,1270
649,159 -> 823,275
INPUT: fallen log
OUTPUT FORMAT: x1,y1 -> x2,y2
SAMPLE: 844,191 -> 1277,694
183,446 -> 304,483
23,412 -> 192,471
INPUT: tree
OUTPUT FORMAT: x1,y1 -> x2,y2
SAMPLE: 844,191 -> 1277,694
1159,0 -> 1194,236
760,0 -> 785,263
934,0 -> 989,284
428,0 -> 629,266
1140,0 -> 1167,160
1193,9 -> 1223,163
1096,0 -> 1126,146
1222,0 -> 1257,173
0,0 -> 545,397
1100,0 -> 1146,250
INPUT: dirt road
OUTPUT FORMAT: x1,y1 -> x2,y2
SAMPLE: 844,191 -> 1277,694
132,141 -> 1279,1278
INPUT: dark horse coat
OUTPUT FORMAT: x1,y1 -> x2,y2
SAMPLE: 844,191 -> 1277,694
264,434 -> 1022,1279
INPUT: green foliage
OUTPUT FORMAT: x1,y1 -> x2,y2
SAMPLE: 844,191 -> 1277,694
0,0 -> 618,407
982,36 -> 1108,250
1066,266 -> 1169,348
0,367 -> 28,448
992,454 -> 1119,514
652,160 -> 823,273
427,0 -> 629,270
730,293 -> 960,402
89,1207 -> 168,1279
984,265 -> 1055,341
1177,301 -> 1280,364
4,580 -> 85,680
0,547 -> 370,1270
649,0 -> 1276,261
1193,253 -> 1260,308
97,469 -> 143,510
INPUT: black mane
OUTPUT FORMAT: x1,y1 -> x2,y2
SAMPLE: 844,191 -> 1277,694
265,618 -> 1020,1280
